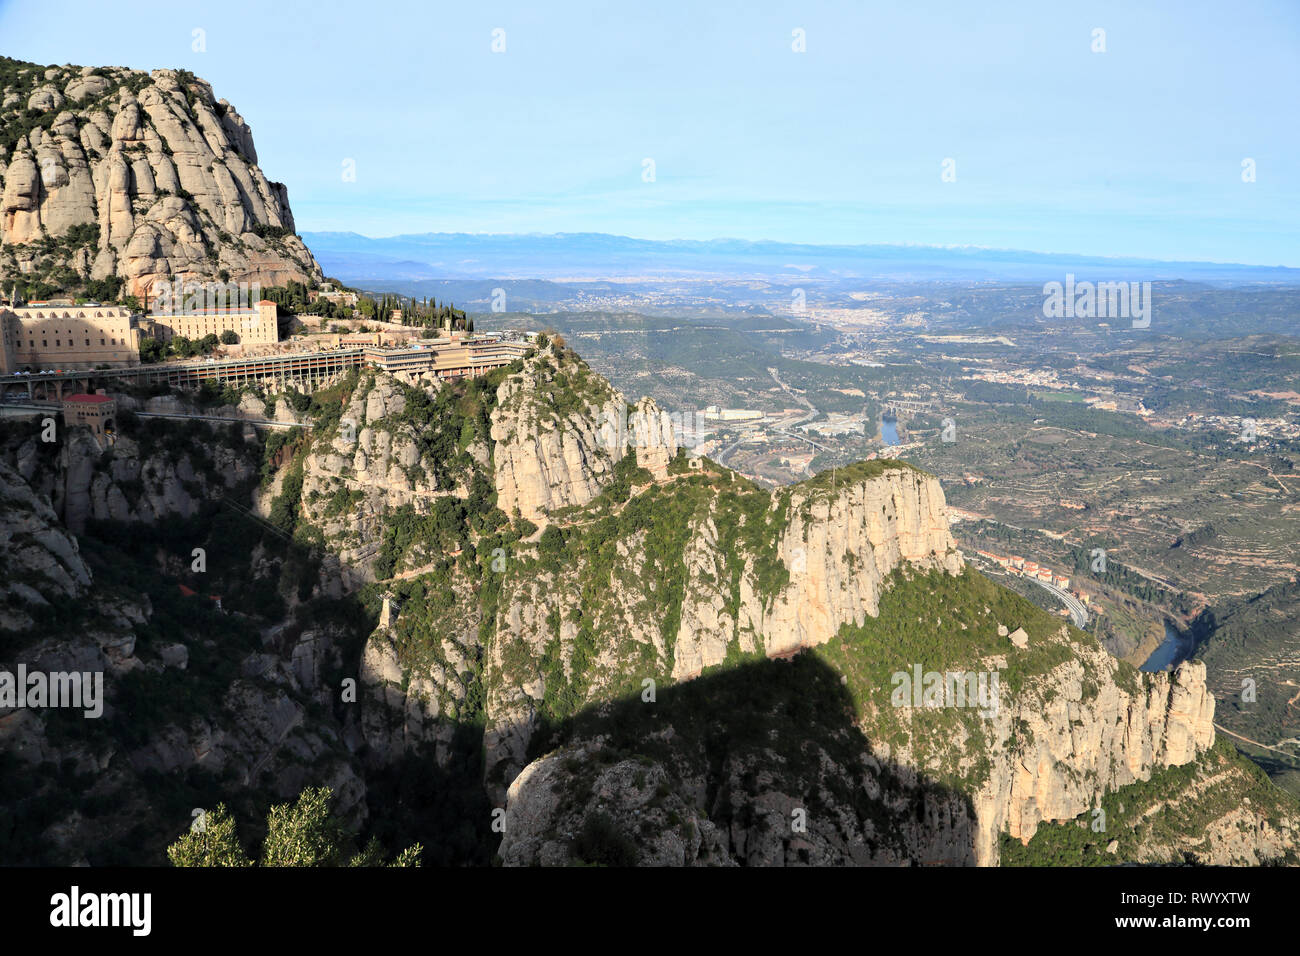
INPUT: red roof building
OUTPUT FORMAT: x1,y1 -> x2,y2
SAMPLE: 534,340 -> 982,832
62,392 -> 117,436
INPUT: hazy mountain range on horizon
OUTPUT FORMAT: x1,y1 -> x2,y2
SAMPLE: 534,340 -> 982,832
301,230 -> 1300,287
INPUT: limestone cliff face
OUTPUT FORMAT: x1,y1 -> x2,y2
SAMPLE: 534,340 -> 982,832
489,348 -> 676,523
7,422 -> 257,534
499,625 -> 1220,867
869,642 -> 1215,866
0,446 -> 364,865
295,372 -> 494,587
0,60 -> 321,295
357,586 -> 482,768
1,351 -> 1295,866
293,372 -> 494,759
627,395 -> 678,477
0,456 -> 92,631
489,372 -> 623,522
481,462 -> 964,799
500,735 -> 979,867
301,375 -> 426,579
477,446 -> 1230,866
676,467 -> 962,678
0,609 -> 367,864
359,626 -> 442,763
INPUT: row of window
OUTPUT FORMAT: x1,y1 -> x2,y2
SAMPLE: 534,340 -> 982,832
20,312 -> 119,320
26,338 -> 121,348
16,328 -> 128,334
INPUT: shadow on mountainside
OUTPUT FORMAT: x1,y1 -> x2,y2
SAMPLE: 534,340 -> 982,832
512,652 -> 979,866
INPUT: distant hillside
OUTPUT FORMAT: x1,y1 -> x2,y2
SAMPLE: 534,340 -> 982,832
1196,578 -> 1300,768
0,56 -> 321,301
302,230 -> 1300,286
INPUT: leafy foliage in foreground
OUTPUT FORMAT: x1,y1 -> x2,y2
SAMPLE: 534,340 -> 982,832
167,787 -> 421,867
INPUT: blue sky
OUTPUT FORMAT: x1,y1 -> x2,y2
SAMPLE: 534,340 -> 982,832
2,0 -> 1297,264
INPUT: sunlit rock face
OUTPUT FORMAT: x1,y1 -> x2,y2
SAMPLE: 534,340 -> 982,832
1,64 -> 321,295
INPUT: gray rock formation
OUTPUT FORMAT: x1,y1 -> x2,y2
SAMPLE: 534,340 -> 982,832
0,422 -> 364,864
1,62 -> 321,296
11,424 -> 255,534
489,349 -> 677,523
499,634 -> 1220,867
0,456 -> 92,630
885,648 -> 1216,865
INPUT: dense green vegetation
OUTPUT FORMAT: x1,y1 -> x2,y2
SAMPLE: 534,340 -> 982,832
816,566 -> 1096,790
166,786 -> 420,867
1066,540 -> 1188,608
380,367 -> 511,493
263,280 -> 470,329
139,332 -> 223,363
797,457 -> 920,496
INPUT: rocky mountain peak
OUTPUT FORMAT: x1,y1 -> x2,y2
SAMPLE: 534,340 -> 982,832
489,342 -> 677,522
0,57 -> 322,298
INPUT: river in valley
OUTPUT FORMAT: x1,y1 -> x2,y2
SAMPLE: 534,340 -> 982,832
881,416 -> 900,446
1141,620 -> 1195,672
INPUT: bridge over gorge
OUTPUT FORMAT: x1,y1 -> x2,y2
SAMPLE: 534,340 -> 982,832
0,340 -> 529,404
